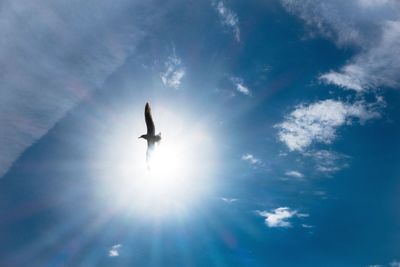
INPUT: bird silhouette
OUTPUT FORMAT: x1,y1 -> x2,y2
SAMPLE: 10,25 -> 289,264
139,102 -> 161,167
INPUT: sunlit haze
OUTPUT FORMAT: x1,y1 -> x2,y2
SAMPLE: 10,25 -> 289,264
94,104 -> 217,219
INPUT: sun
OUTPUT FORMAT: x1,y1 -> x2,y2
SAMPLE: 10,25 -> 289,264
94,103 -> 217,219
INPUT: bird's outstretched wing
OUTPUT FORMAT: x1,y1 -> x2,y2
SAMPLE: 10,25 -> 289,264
145,102 -> 155,136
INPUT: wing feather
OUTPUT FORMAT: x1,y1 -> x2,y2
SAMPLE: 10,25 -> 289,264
145,102 -> 155,135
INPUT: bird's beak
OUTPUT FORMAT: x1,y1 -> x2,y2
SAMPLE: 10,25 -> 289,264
138,136 -> 141,139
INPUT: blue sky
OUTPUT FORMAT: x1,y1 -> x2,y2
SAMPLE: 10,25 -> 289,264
1,0 -> 400,266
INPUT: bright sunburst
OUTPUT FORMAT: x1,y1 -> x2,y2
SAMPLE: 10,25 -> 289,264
94,103 -> 217,219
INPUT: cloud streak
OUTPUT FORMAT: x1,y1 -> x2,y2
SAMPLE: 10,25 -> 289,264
213,1 -> 241,42
220,197 -> 238,203
304,150 -> 349,174
285,170 -> 304,179
242,153 -> 262,165
231,77 -> 252,96
0,1 -> 155,177
282,0 -> 400,91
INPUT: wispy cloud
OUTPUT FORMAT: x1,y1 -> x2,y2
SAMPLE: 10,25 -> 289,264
213,1 -> 241,42
231,77 -> 252,96
369,260 -> 400,267
108,244 -> 122,257
282,0 -> 400,92
275,99 -> 381,151
160,54 -> 185,90
242,153 -> 262,165
297,213 -> 309,218
0,1 -> 151,178
391,260 -> 400,267
220,197 -> 238,203
285,170 -> 304,179
236,83 -> 251,95
320,65 -> 366,92
256,207 -> 308,228
304,150 -> 349,174
313,190 -> 328,199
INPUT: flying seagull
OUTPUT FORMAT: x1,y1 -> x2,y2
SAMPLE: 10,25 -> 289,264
139,102 -> 162,165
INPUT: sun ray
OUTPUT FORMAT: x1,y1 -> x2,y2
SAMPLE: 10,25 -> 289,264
94,104 -> 218,219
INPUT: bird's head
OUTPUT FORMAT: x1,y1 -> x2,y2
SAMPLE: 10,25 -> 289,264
139,134 -> 147,139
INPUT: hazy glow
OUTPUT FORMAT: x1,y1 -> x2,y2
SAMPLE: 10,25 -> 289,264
94,103 -> 217,219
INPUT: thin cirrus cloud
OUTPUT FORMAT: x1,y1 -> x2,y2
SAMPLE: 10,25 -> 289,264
231,77 -> 252,96
285,170 -> 304,179
304,150 -> 349,174
0,0 -> 159,178
256,207 -> 308,228
108,244 -> 122,257
370,260 -> 400,267
281,0 -> 400,92
220,197 -> 238,203
160,54 -> 185,90
241,153 -> 262,165
213,0 -> 241,42
275,99 -> 381,152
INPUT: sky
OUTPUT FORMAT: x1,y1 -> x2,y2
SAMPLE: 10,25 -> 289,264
1,0 -> 400,266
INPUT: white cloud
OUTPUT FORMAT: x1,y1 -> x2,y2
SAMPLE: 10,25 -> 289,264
275,99 -> 380,151
313,190 -> 327,199
160,54 -> 185,90
296,213 -> 309,218
390,260 -> 400,267
305,150 -> 349,174
0,1 -> 150,178
285,170 -> 304,178
221,197 -> 238,203
237,83 -> 251,95
320,65 -> 366,92
256,207 -> 307,228
281,0 -> 400,91
108,244 -> 122,257
213,1 -> 241,42
231,77 -> 252,96
241,153 -> 261,165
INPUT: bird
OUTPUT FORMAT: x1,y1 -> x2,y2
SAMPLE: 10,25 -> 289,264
139,102 -> 162,166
